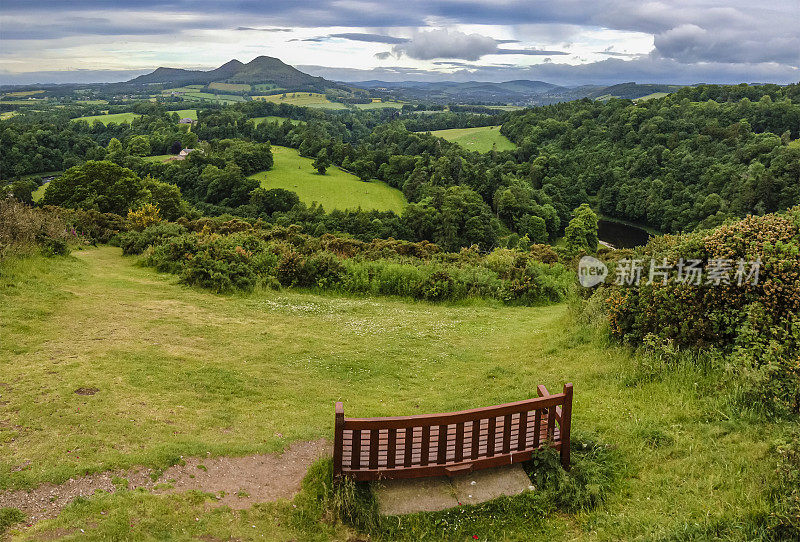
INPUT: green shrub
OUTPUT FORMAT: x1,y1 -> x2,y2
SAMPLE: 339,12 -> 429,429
0,199 -> 72,259
119,223 -> 188,255
599,207 -> 800,414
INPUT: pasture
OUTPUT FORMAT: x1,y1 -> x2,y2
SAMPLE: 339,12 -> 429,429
248,145 -> 406,213
72,110 -> 197,125
428,126 -> 516,152
0,247 -> 783,539
1,90 -> 45,98
183,92 -> 246,104
171,109 -> 197,120
353,101 -> 404,110
253,93 -> 348,110
72,112 -> 139,125
208,82 -> 251,92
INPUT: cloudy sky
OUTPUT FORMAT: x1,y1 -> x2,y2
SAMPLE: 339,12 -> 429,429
1,0 -> 798,85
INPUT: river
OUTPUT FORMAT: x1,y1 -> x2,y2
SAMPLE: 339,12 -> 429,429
597,219 -> 652,248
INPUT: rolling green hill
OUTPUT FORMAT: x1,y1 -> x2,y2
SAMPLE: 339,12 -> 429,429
249,145 -> 406,212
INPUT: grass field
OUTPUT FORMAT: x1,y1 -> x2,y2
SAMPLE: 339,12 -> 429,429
72,112 -> 139,125
428,126 -> 516,152
170,109 -> 197,120
0,248 -> 786,539
72,110 -> 197,125
1,90 -> 44,98
208,82 -> 251,92
183,92 -> 246,104
142,154 -> 178,163
248,146 -> 406,213
634,92 -> 670,102
0,112 -> 17,120
353,101 -> 404,110
253,93 -> 348,110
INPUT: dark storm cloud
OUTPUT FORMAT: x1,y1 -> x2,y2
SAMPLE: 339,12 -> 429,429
300,55 -> 797,86
387,29 -> 567,61
1,16 -> 181,40
1,0 -> 798,84
3,0 -> 797,66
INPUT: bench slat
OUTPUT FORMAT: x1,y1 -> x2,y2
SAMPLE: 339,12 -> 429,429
334,386 -> 572,480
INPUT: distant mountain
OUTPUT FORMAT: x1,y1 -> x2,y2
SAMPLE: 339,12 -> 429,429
129,56 -> 333,90
352,79 -> 682,106
587,82 -> 683,100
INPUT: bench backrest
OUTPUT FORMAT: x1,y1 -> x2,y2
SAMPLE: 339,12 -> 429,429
334,383 -> 572,481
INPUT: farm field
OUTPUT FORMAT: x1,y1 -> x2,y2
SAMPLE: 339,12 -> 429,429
0,247 -> 782,540
634,92 -> 670,102
1,90 -> 45,98
208,82 -> 251,92
72,110 -> 197,125
248,145 -> 406,213
142,154 -> 178,163
171,108 -> 197,120
253,92 -> 348,110
72,112 -> 139,125
183,92 -> 246,104
353,101 -> 404,110
428,126 -> 516,152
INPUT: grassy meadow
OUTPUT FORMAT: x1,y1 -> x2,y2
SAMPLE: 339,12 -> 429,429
0,247 -> 786,539
253,93 -> 349,110
249,145 -> 406,213
72,112 -> 139,125
208,82 -> 251,92
428,126 -> 516,152
72,110 -> 197,125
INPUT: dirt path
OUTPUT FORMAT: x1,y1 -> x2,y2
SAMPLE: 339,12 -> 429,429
0,439 -> 329,524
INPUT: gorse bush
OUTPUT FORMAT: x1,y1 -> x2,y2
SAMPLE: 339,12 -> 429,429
594,207 -> 800,415
122,222 -> 576,304
0,199 -> 73,259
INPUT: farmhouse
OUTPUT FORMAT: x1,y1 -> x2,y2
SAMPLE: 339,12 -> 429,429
179,148 -> 195,157
178,117 -> 193,124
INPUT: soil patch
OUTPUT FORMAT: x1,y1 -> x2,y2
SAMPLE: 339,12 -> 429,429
0,439 -> 330,524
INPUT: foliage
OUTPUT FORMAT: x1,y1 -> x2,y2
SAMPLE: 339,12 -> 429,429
250,187 -> 300,214
502,86 -> 800,233
0,199 -> 73,259
312,148 -> 331,174
597,207 -> 800,415
41,160 -> 149,215
53,207 -> 127,244
563,203 -> 599,254
127,203 -> 162,232
124,222 -> 574,304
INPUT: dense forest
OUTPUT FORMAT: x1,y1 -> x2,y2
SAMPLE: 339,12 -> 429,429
2,82 -> 799,251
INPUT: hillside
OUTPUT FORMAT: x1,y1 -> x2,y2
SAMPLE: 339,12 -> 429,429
248,145 -> 406,212
129,56 -> 333,91
354,79 -> 682,105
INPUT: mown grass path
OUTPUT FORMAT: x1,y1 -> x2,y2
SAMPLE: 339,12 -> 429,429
0,247 -> 781,539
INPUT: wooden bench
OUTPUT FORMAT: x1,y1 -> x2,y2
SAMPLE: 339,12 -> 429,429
333,383 -> 573,481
